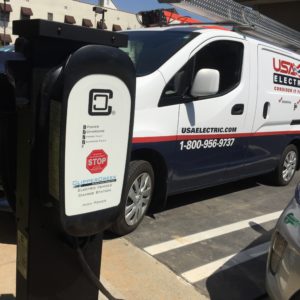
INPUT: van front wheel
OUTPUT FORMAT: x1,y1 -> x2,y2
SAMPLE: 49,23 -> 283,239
110,160 -> 154,236
273,144 -> 298,186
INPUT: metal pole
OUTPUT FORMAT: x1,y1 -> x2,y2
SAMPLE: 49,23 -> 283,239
3,0 -> 6,46
101,11 -> 105,29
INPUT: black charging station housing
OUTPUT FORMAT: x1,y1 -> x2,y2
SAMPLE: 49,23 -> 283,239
10,19 -> 136,237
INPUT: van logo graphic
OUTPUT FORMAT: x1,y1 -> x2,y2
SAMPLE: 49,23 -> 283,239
273,58 -> 300,89
278,97 -> 292,104
89,89 -> 113,116
294,66 -> 300,75
273,58 -> 300,78
294,99 -> 300,111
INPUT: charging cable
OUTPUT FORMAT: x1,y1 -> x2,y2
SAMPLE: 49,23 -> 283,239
74,237 -> 123,300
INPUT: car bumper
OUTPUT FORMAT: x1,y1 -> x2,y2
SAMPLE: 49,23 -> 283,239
266,198 -> 300,300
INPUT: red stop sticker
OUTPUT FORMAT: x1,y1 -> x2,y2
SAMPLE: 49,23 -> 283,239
86,149 -> 108,174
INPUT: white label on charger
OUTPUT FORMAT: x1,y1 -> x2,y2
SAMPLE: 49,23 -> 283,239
64,74 -> 131,216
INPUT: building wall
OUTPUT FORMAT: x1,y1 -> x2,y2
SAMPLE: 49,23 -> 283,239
1,0 -> 140,43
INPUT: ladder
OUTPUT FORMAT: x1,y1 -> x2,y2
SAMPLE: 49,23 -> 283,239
171,0 -> 300,52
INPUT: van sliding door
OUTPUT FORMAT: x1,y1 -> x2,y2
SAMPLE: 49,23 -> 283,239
247,46 -> 296,175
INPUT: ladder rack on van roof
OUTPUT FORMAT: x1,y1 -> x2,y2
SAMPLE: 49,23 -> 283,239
171,0 -> 300,52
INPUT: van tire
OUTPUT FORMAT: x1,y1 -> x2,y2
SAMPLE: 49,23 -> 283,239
110,160 -> 154,236
273,144 -> 298,186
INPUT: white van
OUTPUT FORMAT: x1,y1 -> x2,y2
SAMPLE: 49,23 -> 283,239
111,26 -> 300,235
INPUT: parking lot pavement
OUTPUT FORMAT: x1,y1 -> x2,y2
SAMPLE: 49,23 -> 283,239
0,202 -> 204,300
0,173 -> 298,299
126,173 -> 300,300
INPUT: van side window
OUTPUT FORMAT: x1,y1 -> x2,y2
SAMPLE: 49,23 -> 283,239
194,40 -> 244,95
159,40 -> 244,107
159,59 -> 195,107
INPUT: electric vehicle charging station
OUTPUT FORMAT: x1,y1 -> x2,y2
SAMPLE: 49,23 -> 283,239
0,19 -> 135,300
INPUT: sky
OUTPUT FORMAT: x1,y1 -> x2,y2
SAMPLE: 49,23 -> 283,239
84,0 -> 175,13
112,0 -> 173,13
83,0 -> 206,21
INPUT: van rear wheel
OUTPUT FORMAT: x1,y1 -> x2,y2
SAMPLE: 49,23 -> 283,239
110,160 -> 154,236
273,144 -> 298,186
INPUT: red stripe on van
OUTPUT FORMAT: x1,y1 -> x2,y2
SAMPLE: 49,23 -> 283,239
132,136 -> 177,143
132,130 -> 300,144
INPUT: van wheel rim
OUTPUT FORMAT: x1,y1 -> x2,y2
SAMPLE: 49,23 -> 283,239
125,172 -> 152,226
282,151 -> 297,182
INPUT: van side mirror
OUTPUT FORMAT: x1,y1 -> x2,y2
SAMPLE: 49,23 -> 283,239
190,68 -> 220,98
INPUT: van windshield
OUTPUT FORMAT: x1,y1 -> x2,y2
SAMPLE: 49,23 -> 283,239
120,30 -> 199,76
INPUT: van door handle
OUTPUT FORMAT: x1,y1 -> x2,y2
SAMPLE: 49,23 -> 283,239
263,102 -> 270,119
231,104 -> 244,115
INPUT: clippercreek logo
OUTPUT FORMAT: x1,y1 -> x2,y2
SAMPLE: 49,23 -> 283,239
88,89 -> 113,116
273,58 -> 300,88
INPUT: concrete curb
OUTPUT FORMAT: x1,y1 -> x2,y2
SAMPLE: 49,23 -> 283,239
101,238 -> 207,300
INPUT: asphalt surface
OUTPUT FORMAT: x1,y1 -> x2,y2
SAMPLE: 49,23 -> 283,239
0,205 -> 203,300
0,173 -> 299,299
124,172 -> 300,300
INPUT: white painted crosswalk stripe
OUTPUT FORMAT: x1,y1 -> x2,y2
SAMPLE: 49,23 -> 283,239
181,242 -> 270,283
144,211 -> 281,255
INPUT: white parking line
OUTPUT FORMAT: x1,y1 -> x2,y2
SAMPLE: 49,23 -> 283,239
181,242 -> 270,283
144,211 -> 281,255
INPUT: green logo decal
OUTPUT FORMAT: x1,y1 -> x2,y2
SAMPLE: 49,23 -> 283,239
284,213 -> 300,227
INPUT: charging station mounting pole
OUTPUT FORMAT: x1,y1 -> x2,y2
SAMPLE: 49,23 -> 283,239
3,19 -> 135,300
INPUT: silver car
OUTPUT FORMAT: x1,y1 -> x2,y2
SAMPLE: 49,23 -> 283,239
266,183 -> 300,300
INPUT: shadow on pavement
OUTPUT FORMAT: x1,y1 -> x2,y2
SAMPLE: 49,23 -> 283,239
0,295 -> 15,300
0,211 -> 16,244
161,176 -> 262,212
205,223 -> 272,300
104,176 -> 271,239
